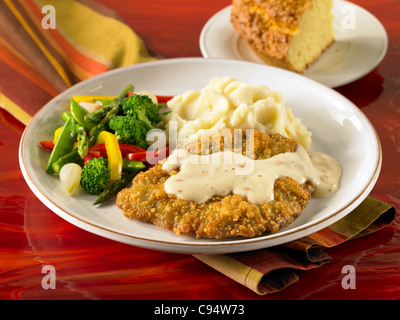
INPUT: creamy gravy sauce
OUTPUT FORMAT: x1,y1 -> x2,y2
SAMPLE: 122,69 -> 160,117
162,145 -> 341,204
308,151 -> 341,198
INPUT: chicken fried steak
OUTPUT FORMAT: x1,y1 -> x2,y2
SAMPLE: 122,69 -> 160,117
116,129 -> 315,239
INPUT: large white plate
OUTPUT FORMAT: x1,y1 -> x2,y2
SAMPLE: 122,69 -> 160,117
19,58 -> 381,254
199,1 -> 388,88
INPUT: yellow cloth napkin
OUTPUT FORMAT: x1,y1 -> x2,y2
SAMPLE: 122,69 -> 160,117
0,0 -> 154,125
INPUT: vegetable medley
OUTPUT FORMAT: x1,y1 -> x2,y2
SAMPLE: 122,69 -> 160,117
40,84 -> 172,205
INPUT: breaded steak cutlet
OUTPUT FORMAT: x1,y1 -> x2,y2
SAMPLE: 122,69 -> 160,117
116,129 -> 315,239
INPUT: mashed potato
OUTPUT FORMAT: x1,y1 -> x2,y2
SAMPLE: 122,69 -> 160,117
159,77 -> 311,149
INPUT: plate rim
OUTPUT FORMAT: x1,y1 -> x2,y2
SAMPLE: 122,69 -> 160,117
19,57 -> 383,254
199,0 -> 389,88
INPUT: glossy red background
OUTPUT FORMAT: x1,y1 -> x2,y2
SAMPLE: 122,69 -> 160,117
1,0 -> 400,300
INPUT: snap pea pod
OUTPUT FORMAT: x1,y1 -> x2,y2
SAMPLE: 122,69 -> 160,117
51,149 -> 81,174
62,111 -> 72,122
70,99 -> 96,131
85,84 -> 134,123
93,168 -> 143,205
94,99 -> 113,106
52,107 -> 119,170
45,117 -> 77,174
122,158 -> 146,172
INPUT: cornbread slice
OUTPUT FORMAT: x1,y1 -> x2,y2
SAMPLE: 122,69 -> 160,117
231,0 -> 334,73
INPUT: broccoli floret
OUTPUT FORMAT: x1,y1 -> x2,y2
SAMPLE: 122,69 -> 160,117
120,94 -> 162,130
80,157 -> 110,195
108,115 -> 149,150
108,94 -> 168,150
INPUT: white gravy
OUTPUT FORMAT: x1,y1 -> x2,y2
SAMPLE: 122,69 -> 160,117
308,151 -> 341,198
162,145 -> 341,204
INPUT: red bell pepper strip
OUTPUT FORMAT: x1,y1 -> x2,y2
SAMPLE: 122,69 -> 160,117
84,151 -> 101,165
40,141 -> 55,151
156,95 -> 174,103
41,141 -> 146,159
127,91 -> 174,104
126,152 -> 146,162
126,147 -> 169,164
119,143 -> 147,154
88,143 -> 146,158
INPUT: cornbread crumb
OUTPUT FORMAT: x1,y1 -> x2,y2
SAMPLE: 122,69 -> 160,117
230,0 -> 334,73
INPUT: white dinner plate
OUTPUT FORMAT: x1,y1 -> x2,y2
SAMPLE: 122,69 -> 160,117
19,58 -> 381,254
199,0 -> 388,88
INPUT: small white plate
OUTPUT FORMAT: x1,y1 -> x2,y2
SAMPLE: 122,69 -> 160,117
200,0 -> 388,88
19,58 -> 381,254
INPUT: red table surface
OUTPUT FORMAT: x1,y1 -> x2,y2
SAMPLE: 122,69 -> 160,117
1,0 -> 400,300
